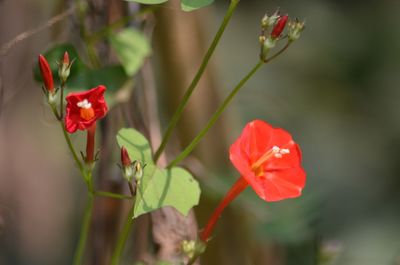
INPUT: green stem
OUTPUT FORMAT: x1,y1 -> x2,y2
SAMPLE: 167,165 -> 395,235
264,41 -> 292,63
72,193 -> 94,265
60,122 -> 85,174
110,202 -> 135,265
167,40 -> 292,168
168,60 -> 263,168
59,81 -> 65,119
94,191 -> 132,200
153,0 -> 240,162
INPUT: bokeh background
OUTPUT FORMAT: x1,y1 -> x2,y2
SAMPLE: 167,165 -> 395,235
1,0 -> 400,264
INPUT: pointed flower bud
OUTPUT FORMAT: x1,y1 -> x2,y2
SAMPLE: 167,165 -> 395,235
58,51 -> 73,83
121,146 -> 132,167
63,51 -> 69,65
120,146 -> 134,181
271,15 -> 288,39
288,19 -> 305,41
38,55 -> 54,94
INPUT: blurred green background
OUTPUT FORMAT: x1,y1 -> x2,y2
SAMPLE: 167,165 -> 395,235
1,0 -> 400,264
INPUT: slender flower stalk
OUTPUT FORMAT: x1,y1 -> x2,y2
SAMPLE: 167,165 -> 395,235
168,39 -> 294,168
72,193 -> 94,265
200,177 -> 248,242
85,123 -> 96,163
110,203 -> 135,265
94,191 -> 132,200
153,0 -> 240,162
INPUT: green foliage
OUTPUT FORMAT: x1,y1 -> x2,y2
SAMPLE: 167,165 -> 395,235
125,0 -> 214,11
134,165 -> 200,218
116,128 -> 201,218
109,28 -> 151,76
181,0 -> 214,11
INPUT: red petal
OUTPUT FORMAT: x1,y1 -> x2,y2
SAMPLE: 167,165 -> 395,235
238,120 -> 274,164
245,167 -> 305,202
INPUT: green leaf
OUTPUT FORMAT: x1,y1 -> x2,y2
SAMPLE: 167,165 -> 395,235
134,165 -> 200,218
109,28 -> 151,76
181,0 -> 213,11
125,0 -> 168,3
116,128 -> 154,165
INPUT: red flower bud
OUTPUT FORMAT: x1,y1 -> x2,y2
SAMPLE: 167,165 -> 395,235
59,51 -> 72,83
63,51 -> 70,65
271,15 -> 288,39
121,146 -> 132,167
38,54 -> 54,93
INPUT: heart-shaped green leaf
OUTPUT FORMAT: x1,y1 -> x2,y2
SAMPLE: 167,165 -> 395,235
134,165 -> 200,218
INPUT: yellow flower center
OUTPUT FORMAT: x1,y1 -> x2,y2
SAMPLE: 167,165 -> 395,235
251,146 -> 290,177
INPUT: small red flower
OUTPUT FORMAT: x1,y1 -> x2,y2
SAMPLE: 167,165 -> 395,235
271,15 -> 288,39
65,85 -> 108,133
38,54 -> 54,93
229,119 -> 306,201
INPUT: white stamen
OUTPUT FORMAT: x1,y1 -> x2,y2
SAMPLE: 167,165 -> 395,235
77,99 -> 92,109
272,146 -> 280,152
272,145 -> 290,158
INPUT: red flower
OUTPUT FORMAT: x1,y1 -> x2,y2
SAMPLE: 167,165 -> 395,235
229,119 -> 306,201
271,15 -> 288,39
65,85 -> 108,133
38,54 -> 54,93
200,120 -> 305,242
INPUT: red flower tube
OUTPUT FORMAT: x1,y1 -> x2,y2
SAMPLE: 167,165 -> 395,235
38,54 -> 54,94
200,120 -> 306,242
271,15 -> 288,39
65,85 -> 108,163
